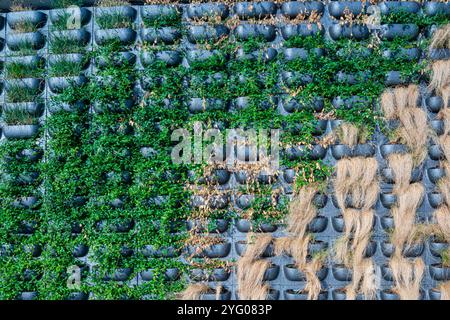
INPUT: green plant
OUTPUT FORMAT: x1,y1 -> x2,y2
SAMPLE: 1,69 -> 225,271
6,84 -> 42,103
48,59 -> 85,77
6,61 -> 44,79
3,108 -> 38,125
50,34 -> 86,54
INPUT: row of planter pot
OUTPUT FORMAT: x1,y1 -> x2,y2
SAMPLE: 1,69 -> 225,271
16,287 -> 448,301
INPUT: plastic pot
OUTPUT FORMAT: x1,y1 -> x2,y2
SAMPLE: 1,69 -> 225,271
429,288 -> 442,301
380,143 -> 407,159
332,288 -> 364,300
189,242 -> 231,258
96,51 -> 136,68
281,1 -> 325,18
263,264 -> 280,281
48,75 -> 88,93
284,264 -> 328,281
385,71 -> 408,86
429,264 -> 450,281
331,144 -> 353,160
328,1 -> 364,18
329,24 -> 369,40
3,125 -> 40,139
200,287 -> 231,301
313,193 -> 328,208
283,168 -> 296,183
430,119 -> 445,136
281,71 -> 313,88
284,289 -> 328,300
110,268 -> 133,282
283,48 -> 324,61
235,240 -> 274,257
383,48 -> 420,61
281,23 -> 324,40
379,1 -> 421,15
336,71 -> 369,85
95,28 -> 137,46
235,219 -> 277,233
187,3 -> 229,20
8,11 -> 47,30
380,24 -> 419,41
141,27 -> 181,45
141,268 -> 179,281
428,192 -> 443,209
332,265 -> 352,281
382,242 -> 424,258
188,98 -> 227,113
72,244 -> 89,258
140,50 -> 182,67
190,268 -> 230,282
235,24 -> 276,42
141,245 -> 180,258
429,241 -> 448,257
426,96 -> 445,113
234,1 -> 276,19
380,193 -> 397,209
307,216 -> 328,233
380,289 -> 399,300
186,49 -> 226,65
354,144 -> 375,157
381,167 -> 422,184
236,47 -> 277,62
50,8 -> 91,28
67,292 -> 89,300
187,25 -> 228,44
332,216 -> 345,233
429,48 -> 450,60
7,32 -> 46,51
424,2 -> 450,16
428,167 -> 446,184
332,96 -> 371,109
18,292 -> 38,300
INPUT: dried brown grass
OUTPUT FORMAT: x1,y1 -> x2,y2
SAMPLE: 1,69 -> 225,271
390,256 -> 425,300
335,123 -> 359,147
179,283 -> 210,300
381,85 -> 419,120
286,186 -> 318,238
388,153 -> 414,194
429,60 -> 450,96
397,108 -> 428,165
435,205 -> 450,241
440,282 -> 450,300
430,24 -> 450,49
346,258 -> 377,300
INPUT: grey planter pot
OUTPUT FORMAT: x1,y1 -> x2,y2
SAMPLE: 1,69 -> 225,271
428,167 -> 446,184
50,8 -> 91,28
67,292 -> 89,300
382,167 -> 422,184
187,3 -> 229,20
281,71 -> 313,88
385,70 -> 409,86
48,75 -> 88,93
140,50 -> 182,67
380,289 -> 399,300
236,47 -> 277,62
281,1 -> 325,18
50,29 -> 90,49
186,49 -> 226,65
383,48 -> 421,61
189,242 -> 231,258
426,95 -> 445,113
190,268 -> 230,282
234,1 -> 276,19
12,196 -> 39,209
141,4 -> 180,23
235,240 -> 274,257
48,53 -> 89,70
429,241 -> 448,257
72,244 -> 89,258
328,1 -> 364,18
3,125 -> 40,139
336,71 -> 369,85
141,27 -> 181,45
110,268 -> 133,282
282,96 -> 324,112
96,51 -> 136,68
380,192 -> 397,209
264,264 -> 280,281
284,264 -> 328,281
379,1 -> 421,15
200,288 -> 231,301
6,55 -> 45,73
141,268 -> 179,281
141,245 -> 179,258
380,143 -> 407,159
430,119 -> 445,136
18,292 -> 38,300
381,242 -> 424,258
188,98 -> 227,113
95,28 -> 137,46
7,11 -> 47,30
7,32 -> 46,51
380,24 -> 419,41
235,219 -> 277,233
235,24 -> 276,41
284,289 -> 328,300
4,102 -> 44,117
331,144 -> 353,160
429,264 -> 450,281
428,192 -> 444,209
332,289 -> 364,300
187,219 -> 229,234
332,95 -> 371,109
15,148 -> 43,162
96,6 -> 137,25
332,216 -> 345,233
329,23 -> 369,40
354,143 -> 375,157
283,47 -> 324,60
187,25 -> 229,44
236,194 -> 255,209
424,1 -> 450,16
332,264 -> 352,281
308,216 -> 328,233
281,23 -> 324,40
429,288 -> 442,301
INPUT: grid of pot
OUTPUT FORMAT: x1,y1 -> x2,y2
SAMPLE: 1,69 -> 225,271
0,1 -> 449,300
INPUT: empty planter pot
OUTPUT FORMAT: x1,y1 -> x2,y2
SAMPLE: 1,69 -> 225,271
235,240 -> 274,257
381,242 -> 424,258
187,25 -> 229,44
428,167 -> 446,184
328,1 -> 364,18
140,50 -> 182,67
284,264 -> 328,281
3,125 -> 40,139
48,75 -> 88,93
235,219 -> 277,233
429,264 -> 450,281
281,1 -> 325,18
187,3 -> 229,20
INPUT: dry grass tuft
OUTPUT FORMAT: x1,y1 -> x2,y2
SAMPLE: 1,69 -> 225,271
179,283 -> 210,300
390,256 -> 425,300
440,282 -> 450,300
429,60 -> 450,96
286,186 -> 318,238
430,24 -> 450,49
388,153 -> 414,193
